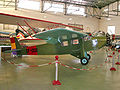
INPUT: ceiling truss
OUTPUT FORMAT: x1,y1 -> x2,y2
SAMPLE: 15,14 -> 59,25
0,0 -> 120,19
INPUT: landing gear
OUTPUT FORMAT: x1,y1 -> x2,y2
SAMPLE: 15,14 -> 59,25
86,54 -> 91,60
80,57 -> 89,65
71,52 -> 90,65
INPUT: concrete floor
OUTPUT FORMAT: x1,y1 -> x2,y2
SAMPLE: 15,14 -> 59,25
0,48 -> 120,90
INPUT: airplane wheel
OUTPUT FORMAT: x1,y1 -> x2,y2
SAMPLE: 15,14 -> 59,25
81,57 -> 89,65
87,54 -> 91,60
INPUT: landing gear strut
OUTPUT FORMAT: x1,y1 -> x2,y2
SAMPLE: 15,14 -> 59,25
86,54 -> 91,60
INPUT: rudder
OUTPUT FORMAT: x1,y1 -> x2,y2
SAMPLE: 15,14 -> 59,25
10,37 -> 21,55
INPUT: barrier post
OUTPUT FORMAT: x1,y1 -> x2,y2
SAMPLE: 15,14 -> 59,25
52,56 -> 61,85
105,49 -> 109,62
110,52 -> 116,71
116,50 -> 120,65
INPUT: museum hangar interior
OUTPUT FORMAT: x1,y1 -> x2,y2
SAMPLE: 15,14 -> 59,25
0,0 -> 120,90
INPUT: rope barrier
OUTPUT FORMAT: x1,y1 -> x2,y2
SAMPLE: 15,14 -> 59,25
1,57 -> 55,68
1,47 -> 119,71
58,60 -> 109,71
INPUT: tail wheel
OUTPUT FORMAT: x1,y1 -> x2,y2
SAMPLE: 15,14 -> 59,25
80,57 -> 89,65
87,54 -> 91,60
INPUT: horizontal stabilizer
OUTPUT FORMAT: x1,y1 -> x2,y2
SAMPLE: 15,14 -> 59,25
4,49 -> 21,53
0,31 -> 15,36
0,31 -> 10,35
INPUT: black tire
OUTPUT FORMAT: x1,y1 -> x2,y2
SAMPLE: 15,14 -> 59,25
87,54 -> 91,60
81,57 -> 89,65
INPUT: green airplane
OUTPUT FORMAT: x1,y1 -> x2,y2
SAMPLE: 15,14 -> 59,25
8,28 -> 108,65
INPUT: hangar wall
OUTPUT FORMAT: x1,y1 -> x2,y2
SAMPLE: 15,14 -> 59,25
0,8 -> 99,32
99,1 -> 120,35
99,17 -> 120,34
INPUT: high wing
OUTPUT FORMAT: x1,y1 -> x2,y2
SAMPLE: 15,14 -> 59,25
0,12 -> 83,30
0,12 -> 84,47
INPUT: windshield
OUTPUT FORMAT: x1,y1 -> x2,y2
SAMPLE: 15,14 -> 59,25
84,35 -> 91,41
94,31 -> 105,37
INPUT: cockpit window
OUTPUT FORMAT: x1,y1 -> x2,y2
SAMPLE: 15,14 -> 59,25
72,39 -> 79,44
72,34 -> 77,38
62,41 -> 68,46
84,35 -> 91,41
94,31 -> 105,37
62,35 -> 67,40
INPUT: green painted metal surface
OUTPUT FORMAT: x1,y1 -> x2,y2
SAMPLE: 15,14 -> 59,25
6,28 -> 107,62
15,29 -> 106,59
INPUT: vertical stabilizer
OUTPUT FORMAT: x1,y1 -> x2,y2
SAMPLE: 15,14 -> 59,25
10,37 -> 21,55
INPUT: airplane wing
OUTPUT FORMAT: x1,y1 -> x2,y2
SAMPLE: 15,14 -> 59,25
0,12 -> 83,45
0,12 -> 83,30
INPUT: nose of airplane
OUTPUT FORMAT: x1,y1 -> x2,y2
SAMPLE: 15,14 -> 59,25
106,33 -> 112,46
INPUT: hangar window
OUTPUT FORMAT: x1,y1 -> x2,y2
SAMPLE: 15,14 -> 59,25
72,34 -> 77,38
62,35 -> 67,40
18,0 -> 40,10
67,5 -> 85,15
44,2 -> 64,13
72,39 -> 79,44
62,41 -> 68,46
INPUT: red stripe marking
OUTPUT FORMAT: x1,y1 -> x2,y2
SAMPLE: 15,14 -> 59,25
10,37 -> 15,43
48,63 -> 52,64
26,46 -> 38,55
2,58 -> 7,62
29,65 -> 39,67
108,55 -> 112,58
90,51 -> 93,53
61,63 -> 66,66
0,13 -> 83,30
69,67 -> 73,69
10,62 -> 14,64
18,65 -> 23,66
24,20 -> 37,34
17,32 -> 25,38
19,39 -> 42,41
76,69 -> 80,70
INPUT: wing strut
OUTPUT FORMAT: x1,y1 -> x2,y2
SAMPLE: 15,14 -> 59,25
17,23 -> 33,39
24,20 -> 37,34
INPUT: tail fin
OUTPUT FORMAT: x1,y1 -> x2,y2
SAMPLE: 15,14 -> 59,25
10,37 -> 21,55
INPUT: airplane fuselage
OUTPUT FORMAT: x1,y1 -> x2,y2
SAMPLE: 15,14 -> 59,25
19,29 -> 106,59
